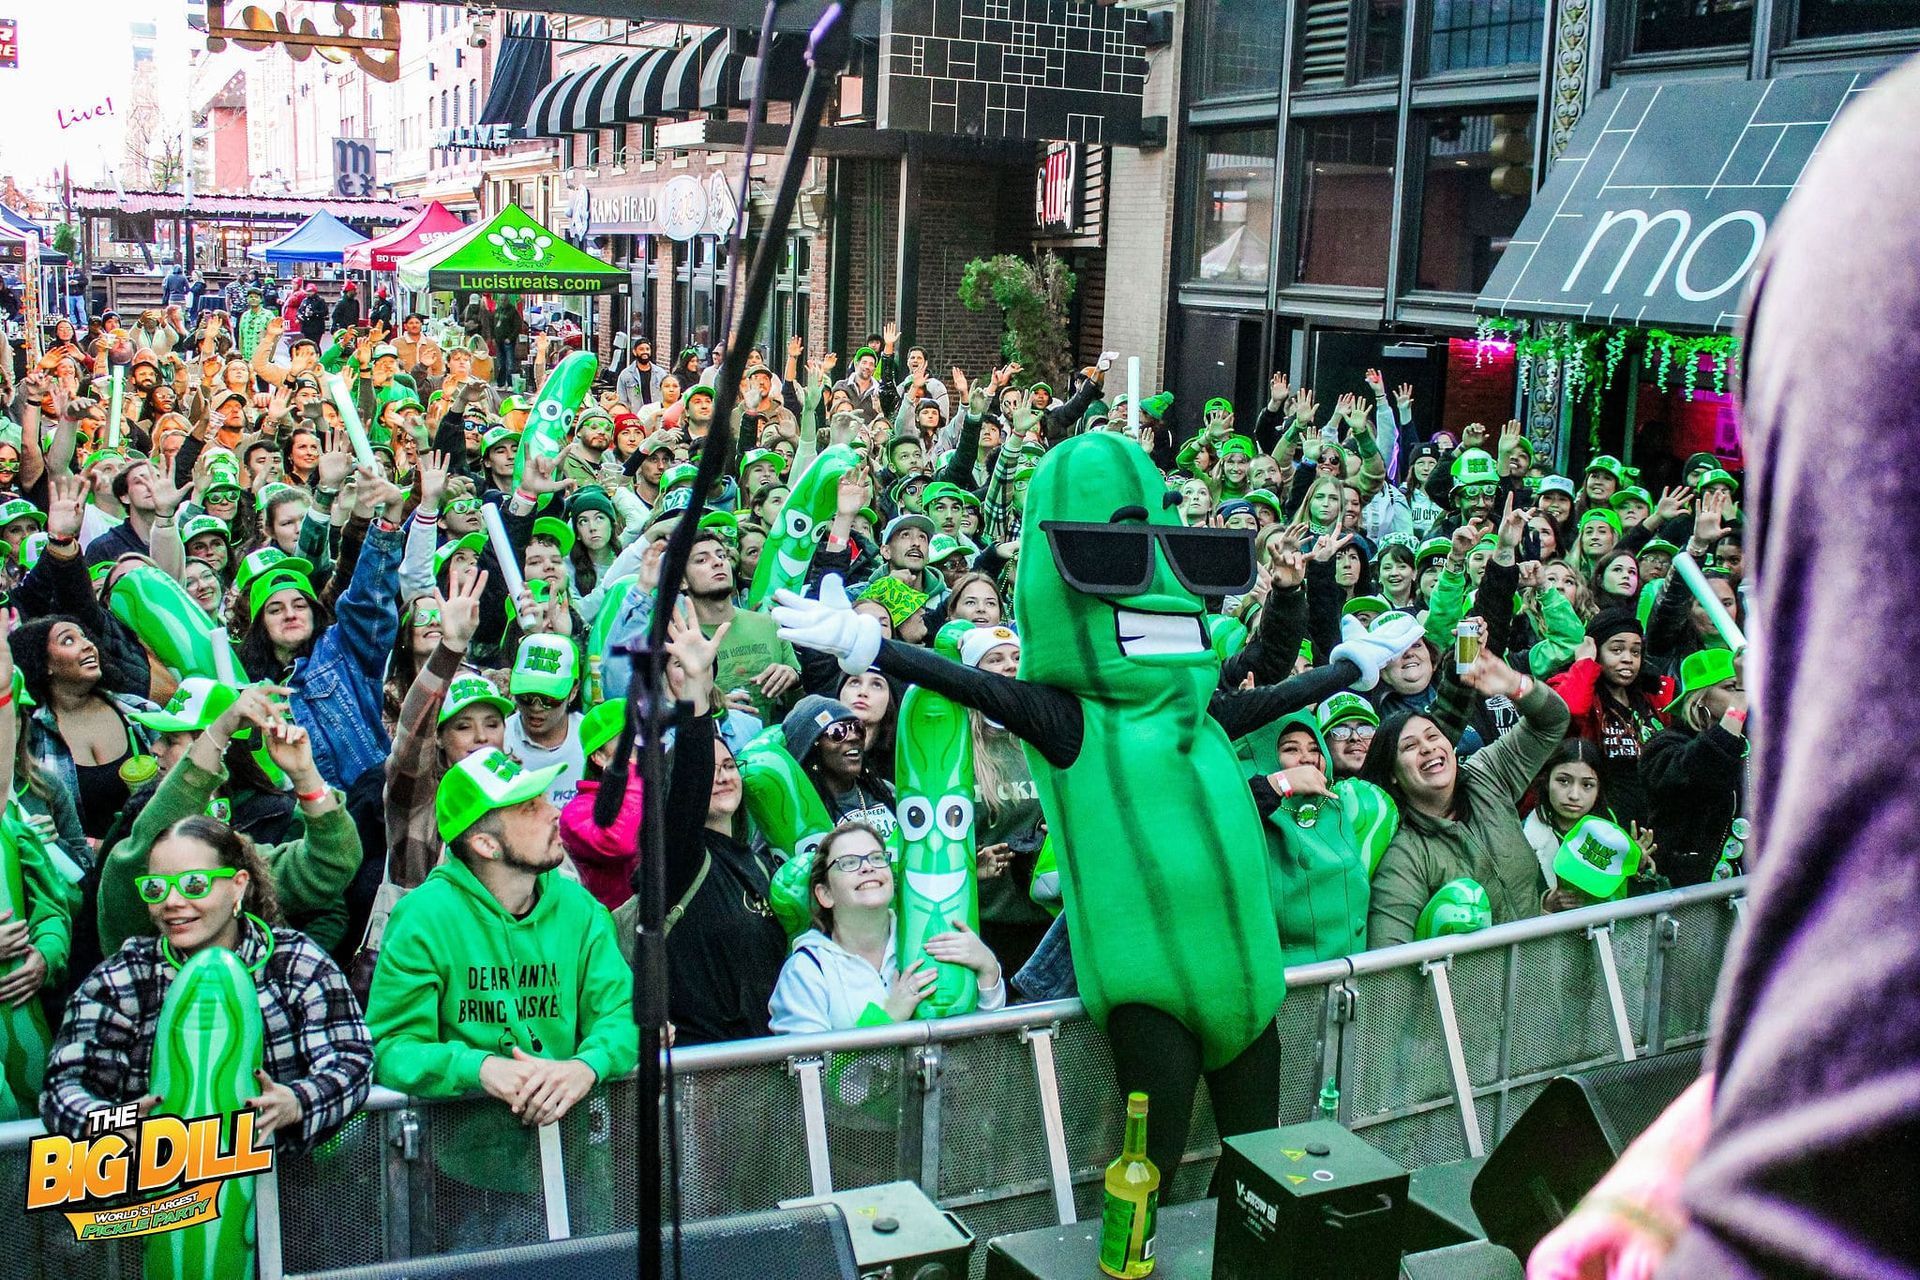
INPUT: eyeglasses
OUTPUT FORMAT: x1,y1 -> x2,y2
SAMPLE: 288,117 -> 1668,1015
828,850 -> 889,874
1328,724 -> 1376,744
821,721 -> 862,743
514,693 -> 564,710
1040,521 -> 1257,597
135,868 -> 237,904
1458,483 -> 1498,499
444,499 -> 482,515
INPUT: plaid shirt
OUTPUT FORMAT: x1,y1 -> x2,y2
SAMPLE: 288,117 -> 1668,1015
384,640 -> 466,891
41,920 -> 372,1156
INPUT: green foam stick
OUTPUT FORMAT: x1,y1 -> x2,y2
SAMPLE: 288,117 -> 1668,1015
512,351 -> 599,491
746,444 -> 861,611
109,563 -> 222,682
0,813 -> 49,1122
736,727 -> 834,939
107,366 -> 124,451
895,686 -> 979,1018
145,944 -> 266,1280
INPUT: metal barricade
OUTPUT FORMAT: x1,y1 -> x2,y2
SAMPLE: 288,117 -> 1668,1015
0,879 -> 1745,1280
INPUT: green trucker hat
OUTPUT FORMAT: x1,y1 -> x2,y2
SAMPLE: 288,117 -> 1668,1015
436,747 -> 565,841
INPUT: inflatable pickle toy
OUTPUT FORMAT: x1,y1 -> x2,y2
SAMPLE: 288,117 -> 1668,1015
746,445 -> 862,610
737,727 -> 835,939
511,350 -> 599,491
894,687 -> 979,1019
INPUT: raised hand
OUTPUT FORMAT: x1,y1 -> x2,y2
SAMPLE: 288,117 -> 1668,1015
437,568 -> 487,652
46,474 -> 86,542
1310,530 -> 1353,564
1462,421 -> 1490,450
520,453 -> 576,500
664,599 -> 726,704
1459,647 -> 1527,700
836,464 -> 869,520
788,333 -> 804,360
1652,484 -> 1693,524
1363,368 -> 1385,394
1271,549 -> 1306,592
1692,490 -> 1728,545
415,450 -> 450,512
1496,495 -> 1530,554
1268,371 -> 1289,407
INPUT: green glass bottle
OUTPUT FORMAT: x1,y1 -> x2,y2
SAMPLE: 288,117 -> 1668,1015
1099,1092 -> 1160,1277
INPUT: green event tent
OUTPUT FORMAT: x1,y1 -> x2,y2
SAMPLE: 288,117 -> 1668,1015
393,202 -> 625,294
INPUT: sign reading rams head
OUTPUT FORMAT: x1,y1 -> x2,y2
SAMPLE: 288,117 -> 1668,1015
1477,71 -> 1875,333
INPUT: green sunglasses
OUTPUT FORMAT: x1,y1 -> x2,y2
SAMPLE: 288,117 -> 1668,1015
135,868 -> 237,904
444,498 -> 483,515
1459,483 -> 1499,499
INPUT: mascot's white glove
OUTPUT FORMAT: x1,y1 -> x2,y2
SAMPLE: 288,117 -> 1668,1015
772,574 -> 883,676
1329,612 -> 1426,693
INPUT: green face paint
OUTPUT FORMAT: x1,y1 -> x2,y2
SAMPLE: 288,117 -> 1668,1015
144,945 -> 265,1280
0,811 -> 48,1121
511,351 -> 599,491
736,727 -> 835,939
1013,433 -> 1280,1070
109,565 -> 221,683
894,687 -> 979,1019
745,444 -> 862,611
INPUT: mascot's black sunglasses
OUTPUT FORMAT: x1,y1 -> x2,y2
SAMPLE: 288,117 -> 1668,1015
1041,520 -> 1258,597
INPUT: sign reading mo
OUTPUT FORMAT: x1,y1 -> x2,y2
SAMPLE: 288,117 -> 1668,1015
1561,208 -> 1768,305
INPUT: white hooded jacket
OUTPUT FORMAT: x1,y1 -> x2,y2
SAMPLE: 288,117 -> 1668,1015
769,918 -> 1005,1035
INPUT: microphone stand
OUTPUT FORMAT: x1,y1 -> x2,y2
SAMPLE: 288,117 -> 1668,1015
594,7 -> 856,1275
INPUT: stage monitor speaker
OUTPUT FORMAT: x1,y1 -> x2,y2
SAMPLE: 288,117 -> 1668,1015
1472,1047 -> 1704,1261
1399,1241 -> 1523,1280
299,1204 -> 860,1280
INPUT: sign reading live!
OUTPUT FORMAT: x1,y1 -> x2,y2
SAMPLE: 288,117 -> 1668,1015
569,172 -> 744,242
0,18 -> 18,69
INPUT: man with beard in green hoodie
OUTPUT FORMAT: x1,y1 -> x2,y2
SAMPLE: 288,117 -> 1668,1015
365,748 -> 637,1248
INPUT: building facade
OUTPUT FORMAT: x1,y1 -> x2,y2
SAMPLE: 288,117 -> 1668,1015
1168,0 -> 1920,471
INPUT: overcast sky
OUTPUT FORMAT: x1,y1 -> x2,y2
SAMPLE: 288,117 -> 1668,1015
0,1 -> 197,195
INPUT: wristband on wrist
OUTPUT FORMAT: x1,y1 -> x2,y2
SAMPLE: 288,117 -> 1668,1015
296,785 -> 330,804
0,687 -> 14,710
1514,675 -> 1534,701
1273,771 -> 1294,799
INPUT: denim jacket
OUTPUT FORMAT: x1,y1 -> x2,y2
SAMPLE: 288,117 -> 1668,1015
291,523 -> 402,790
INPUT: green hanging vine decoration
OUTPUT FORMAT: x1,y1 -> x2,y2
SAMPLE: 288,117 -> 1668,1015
1640,329 -> 1740,402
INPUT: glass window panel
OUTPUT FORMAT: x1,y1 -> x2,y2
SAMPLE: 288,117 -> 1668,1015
1190,128 -> 1277,286
1360,0 -> 1407,79
1293,115 -> 1398,289
1414,110 -> 1535,295
1633,0 -> 1754,54
1428,0 -> 1544,72
1796,0 -> 1920,38
1197,0 -> 1286,98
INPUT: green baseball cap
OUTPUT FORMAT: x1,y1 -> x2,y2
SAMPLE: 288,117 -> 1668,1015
0,498 -> 44,530
132,677 -> 239,734
498,395 -> 529,417
1609,486 -> 1653,512
1416,878 -> 1493,940
247,568 -> 316,621
580,698 -> 629,756
661,463 -> 699,493
438,674 -> 512,727
179,514 -> 230,545
1342,595 -> 1391,619
1640,537 -> 1680,559
685,383 -> 717,401
1316,691 -> 1379,732
255,481 -> 299,513
510,632 -> 580,700
1554,816 -> 1644,900
233,547 -> 313,597
739,448 -> 787,478
1245,489 -> 1283,519
1677,648 -> 1738,702
433,531 -> 487,578
532,516 -> 576,556
1584,454 -> 1627,482
1415,537 -> 1452,569
1695,467 -> 1738,495
1203,396 -> 1233,419
1218,434 -> 1255,459
1449,448 -> 1499,489
699,510 -> 740,542
926,533 -> 976,566
482,425 -> 522,455
436,747 -> 565,841
1578,507 -> 1624,539
918,481 -> 970,510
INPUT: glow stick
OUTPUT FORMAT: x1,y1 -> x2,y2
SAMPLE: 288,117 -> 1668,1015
106,367 -> 123,450
326,373 -> 378,473
211,626 -> 239,686
1669,552 -> 1746,653
481,501 -> 527,603
1127,356 -> 1140,437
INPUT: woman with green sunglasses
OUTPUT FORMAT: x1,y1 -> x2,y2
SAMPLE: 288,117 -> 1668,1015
41,813 -> 372,1155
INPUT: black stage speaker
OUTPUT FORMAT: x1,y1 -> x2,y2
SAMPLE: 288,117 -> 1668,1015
299,1204 -> 860,1280
1398,1240 -> 1523,1280
1472,1047 -> 1704,1260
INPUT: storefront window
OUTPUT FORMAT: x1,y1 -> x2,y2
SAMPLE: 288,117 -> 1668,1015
1796,0 -> 1920,39
1413,109 -> 1535,295
1293,114 -> 1397,289
1426,0 -> 1545,73
1196,0 -> 1285,99
1632,0 -> 1753,54
1190,128 -> 1276,287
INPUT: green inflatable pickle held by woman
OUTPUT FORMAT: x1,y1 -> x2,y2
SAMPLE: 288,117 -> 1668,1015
895,686 -> 980,1019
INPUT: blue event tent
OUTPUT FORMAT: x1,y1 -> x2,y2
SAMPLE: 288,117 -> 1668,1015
247,209 -> 369,264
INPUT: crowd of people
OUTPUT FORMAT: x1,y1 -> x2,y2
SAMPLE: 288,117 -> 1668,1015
0,290 -> 1749,1245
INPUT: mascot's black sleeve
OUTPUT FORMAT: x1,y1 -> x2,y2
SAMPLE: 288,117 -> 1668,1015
874,640 -> 1083,768
1210,660 -> 1364,742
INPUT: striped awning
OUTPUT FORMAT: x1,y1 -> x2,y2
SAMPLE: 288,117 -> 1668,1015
611,45 -> 679,123
525,63 -> 597,138
660,29 -> 727,115
527,30 -> 768,137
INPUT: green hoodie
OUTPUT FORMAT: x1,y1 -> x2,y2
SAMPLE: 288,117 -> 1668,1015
1244,713 -> 1373,967
365,856 -> 636,1192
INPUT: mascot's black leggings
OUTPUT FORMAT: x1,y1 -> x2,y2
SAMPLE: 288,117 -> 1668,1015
1106,1004 -> 1280,1181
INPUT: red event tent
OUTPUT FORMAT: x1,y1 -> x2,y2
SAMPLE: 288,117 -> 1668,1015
342,201 -> 468,273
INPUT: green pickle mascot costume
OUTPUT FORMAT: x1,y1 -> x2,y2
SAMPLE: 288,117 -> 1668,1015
774,432 -> 1423,1174
894,686 -> 980,1019
145,944 -> 267,1280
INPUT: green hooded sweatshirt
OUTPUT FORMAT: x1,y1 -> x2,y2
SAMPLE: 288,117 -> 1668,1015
1248,713 -> 1373,967
365,856 -> 637,1192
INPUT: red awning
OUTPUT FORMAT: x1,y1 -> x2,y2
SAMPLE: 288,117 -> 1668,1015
341,201 -> 470,273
